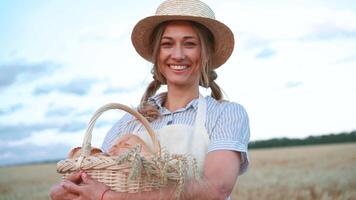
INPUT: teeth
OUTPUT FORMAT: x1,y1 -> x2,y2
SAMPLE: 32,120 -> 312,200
170,65 -> 188,70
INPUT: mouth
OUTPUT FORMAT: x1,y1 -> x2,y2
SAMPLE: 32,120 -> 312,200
168,64 -> 189,71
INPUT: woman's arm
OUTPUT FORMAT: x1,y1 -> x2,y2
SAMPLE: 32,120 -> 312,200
188,150 -> 241,200
59,150 -> 241,200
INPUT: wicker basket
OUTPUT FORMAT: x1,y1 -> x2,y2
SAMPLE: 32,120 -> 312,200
57,103 -> 196,197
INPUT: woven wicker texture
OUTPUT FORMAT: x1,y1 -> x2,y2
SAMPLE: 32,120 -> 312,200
57,103 -> 197,198
156,0 -> 215,18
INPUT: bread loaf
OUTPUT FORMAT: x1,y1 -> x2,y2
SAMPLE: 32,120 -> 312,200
108,134 -> 152,157
68,147 -> 104,158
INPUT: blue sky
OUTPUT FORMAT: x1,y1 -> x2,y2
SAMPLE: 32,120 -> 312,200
1,0 -> 356,166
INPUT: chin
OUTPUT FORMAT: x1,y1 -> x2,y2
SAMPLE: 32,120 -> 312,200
167,80 -> 197,88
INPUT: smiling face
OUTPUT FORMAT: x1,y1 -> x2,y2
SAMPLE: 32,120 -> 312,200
157,21 -> 202,89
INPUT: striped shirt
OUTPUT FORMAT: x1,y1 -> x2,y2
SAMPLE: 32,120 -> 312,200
102,92 -> 250,174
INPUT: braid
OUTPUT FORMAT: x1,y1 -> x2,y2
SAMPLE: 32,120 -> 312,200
209,80 -> 223,100
208,70 -> 223,100
140,78 -> 161,103
138,79 -> 162,122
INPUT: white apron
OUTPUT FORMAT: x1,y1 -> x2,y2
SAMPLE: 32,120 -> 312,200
133,95 -> 210,175
133,97 -> 233,199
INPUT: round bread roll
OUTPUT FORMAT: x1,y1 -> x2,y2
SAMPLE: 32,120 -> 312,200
68,147 -> 103,158
108,134 -> 152,158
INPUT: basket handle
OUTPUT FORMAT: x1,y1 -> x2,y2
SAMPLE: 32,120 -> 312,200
80,103 -> 161,158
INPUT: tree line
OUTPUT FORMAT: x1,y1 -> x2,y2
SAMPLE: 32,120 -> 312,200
248,130 -> 356,149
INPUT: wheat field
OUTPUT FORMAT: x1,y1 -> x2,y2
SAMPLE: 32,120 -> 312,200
1,143 -> 355,200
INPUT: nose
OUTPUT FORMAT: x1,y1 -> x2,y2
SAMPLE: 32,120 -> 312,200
171,45 -> 185,60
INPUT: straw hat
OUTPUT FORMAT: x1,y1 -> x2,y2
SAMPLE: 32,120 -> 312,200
131,0 -> 235,69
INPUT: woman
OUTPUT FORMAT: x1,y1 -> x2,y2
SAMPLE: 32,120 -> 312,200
50,0 -> 250,199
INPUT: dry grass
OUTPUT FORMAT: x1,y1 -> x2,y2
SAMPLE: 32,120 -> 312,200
232,143 -> 356,200
0,143 -> 355,200
0,163 -> 61,200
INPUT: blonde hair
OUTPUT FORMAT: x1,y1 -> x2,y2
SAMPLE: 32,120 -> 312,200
139,21 -> 223,121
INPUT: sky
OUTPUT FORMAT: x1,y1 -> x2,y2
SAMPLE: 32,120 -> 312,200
1,0 -> 356,166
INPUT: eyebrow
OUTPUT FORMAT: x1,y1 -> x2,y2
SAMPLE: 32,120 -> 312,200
161,36 -> 198,40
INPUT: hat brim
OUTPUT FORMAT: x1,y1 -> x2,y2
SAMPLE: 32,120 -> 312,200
131,15 -> 235,69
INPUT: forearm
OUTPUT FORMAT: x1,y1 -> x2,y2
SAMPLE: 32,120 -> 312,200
184,178 -> 233,200
103,186 -> 176,200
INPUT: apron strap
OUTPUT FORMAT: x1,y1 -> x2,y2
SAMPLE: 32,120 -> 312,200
133,120 -> 142,133
194,94 -> 207,133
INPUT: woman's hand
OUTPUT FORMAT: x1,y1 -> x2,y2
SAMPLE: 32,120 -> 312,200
50,184 -> 79,200
49,172 -> 82,200
61,172 -> 111,200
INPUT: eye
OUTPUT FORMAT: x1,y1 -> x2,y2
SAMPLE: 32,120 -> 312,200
160,41 -> 172,48
184,41 -> 198,48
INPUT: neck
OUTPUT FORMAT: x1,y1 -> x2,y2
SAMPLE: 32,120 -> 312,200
164,84 -> 199,112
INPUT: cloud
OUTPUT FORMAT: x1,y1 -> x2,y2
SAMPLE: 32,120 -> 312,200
0,104 -> 23,114
0,143 -> 70,166
256,48 -> 276,59
33,78 -> 97,95
303,22 -> 356,41
0,125 -> 110,166
104,87 -> 135,94
59,121 -> 87,132
239,34 -> 272,49
45,106 -> 76,117
104,83 -> 145,94
45,106 -> 120,130
0,121 -> 87,140
286,81 -> 304,89
0,60 -> 60,89
335,55 -> 356,64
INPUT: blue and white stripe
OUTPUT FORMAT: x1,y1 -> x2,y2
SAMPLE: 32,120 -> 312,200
102,92 -> 250,174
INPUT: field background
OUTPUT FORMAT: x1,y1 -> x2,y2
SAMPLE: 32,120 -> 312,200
0,143 -> 355,200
